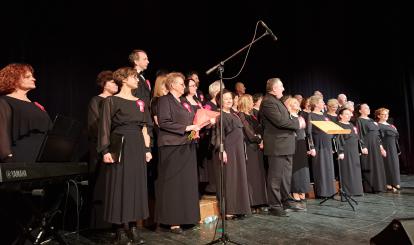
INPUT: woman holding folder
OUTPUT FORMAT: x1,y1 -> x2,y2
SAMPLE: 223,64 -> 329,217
307,95 -> 336,198
98,67 -> 151,244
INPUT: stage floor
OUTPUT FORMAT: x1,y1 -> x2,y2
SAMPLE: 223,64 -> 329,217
60,175 -> 414,244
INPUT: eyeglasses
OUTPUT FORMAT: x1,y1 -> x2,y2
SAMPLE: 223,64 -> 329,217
188,85 -> 197,88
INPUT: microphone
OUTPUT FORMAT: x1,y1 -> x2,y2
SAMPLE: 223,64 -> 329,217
260,21 -> 278,41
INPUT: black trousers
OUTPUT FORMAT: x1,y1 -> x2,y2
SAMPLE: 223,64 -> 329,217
267,155 -> 293,209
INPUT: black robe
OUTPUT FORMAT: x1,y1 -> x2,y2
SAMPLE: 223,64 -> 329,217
291,125 -> 311,194
97,96 -> 149,224
239,112 -> 267,206
356,118 -> 386,192
203,100 -> 219,194
212,111 -> 251,215
336,122 -> 364,195
307,113 -> 336,197
87,95 -> 110,228
378,123 -> 401,186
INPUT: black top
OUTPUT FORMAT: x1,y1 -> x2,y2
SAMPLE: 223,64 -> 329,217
157,93 -> 196,146
87,95 -> 105,143
0,96 -> 52,162
238,112 -> 262,145
133,73 -> 151,106
97,96 -> 148,155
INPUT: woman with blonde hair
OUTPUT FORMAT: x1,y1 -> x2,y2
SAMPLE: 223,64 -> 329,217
238,94 -> 267,213
284,97 -> 311,202
355,103 -> 386,193
326,98 -> 339,122
375,107 -> 401,192
307,95 -> 336,198
155,72 -> 201,233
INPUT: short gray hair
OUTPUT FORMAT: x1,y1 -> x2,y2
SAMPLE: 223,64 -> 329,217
266,78 -> 282,92
209,80 -> 225,98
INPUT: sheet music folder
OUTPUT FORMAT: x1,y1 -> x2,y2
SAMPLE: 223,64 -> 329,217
310,121 -> 351,135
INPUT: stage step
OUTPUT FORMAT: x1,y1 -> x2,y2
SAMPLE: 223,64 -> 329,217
199,195 -> 219,223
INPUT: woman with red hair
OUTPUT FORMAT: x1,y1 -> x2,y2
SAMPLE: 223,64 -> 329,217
0,63 -> 51,163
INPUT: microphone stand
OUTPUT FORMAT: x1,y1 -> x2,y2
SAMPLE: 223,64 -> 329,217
205,31 -> 271,245
206,33 -> 268,76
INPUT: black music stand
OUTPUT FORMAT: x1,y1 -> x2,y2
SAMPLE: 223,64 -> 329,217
319,139 -> 358,211
205,22 -> 274,245
36,114 -> 82,163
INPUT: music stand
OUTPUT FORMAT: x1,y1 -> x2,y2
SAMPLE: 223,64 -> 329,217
310,121 -> 357,211
319,157 -> 358,211
36,114 -> 82,163
205,22 -> 273,245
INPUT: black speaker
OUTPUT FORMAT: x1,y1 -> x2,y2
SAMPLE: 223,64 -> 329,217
370,218 -> 414,245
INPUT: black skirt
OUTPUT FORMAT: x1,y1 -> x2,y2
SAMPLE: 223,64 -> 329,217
155,144 -> 200,225
291,139 -> 311,193
103,127 -> 149,224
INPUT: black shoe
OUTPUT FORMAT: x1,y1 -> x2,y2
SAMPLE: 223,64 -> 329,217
284,203 -> 307,212
129,227 -> 145,244
269,208 -> 289,217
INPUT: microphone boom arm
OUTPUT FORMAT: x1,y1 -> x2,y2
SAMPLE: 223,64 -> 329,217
205,32 -> 270,75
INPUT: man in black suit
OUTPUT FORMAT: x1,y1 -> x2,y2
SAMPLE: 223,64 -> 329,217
259,78 -> 306,216
129,49 -> 151,105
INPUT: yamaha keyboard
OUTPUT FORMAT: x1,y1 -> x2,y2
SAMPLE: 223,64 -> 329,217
0,162 -> 88,183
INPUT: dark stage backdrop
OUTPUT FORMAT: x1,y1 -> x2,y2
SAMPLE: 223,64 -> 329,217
1,1 -> 413,172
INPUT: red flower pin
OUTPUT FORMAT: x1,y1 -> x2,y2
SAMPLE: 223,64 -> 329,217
182,102 -> 191,112
136,100 -> 145,112
33,101 -> 46,112
204,104 -> 212,111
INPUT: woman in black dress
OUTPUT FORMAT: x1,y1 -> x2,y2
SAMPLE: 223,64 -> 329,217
202,81 -> 223,194
0,63 -> 52,245
326,99 -> 339,123
355,103 -> 387,193
285,97 -> 311,202
307,95 -> 336,198
0,63 -> 52,163
336,108 -> 365,196
238,94 -> 267,213
252,93 -> 263,119
212,89 -> 251,219
375,108 -> 401,192
155,72 -> 200,233
87,70 -> 118,229
183,78 -> 206,186
98,67 -> 151,244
